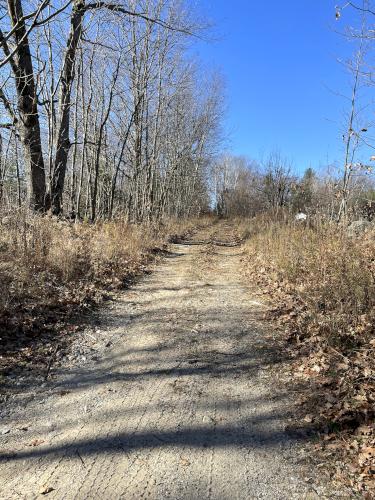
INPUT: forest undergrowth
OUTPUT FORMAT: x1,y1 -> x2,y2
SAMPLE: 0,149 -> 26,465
241,214 -> 375,495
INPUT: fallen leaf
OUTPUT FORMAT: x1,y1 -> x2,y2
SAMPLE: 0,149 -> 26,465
28,439 -> 45,447
39,486 -> 54,495
180,457 -> 191,467
303,415 -> 313,423
357,425 -> 373,436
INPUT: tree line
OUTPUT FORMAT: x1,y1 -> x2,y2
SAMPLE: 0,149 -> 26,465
0,0 -> 221,221
212,151 -> 375,220
213,2 -> 375,222
1,1 -> 374,224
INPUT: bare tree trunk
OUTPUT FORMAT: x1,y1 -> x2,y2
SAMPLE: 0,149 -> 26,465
15,135 -> 22,207
51,0 -> 85,215
338,45 -> 363,222
70,70 -> 80,217
91,58 -> 120,222
5,0 -> 47,211
108,108 -> 137,218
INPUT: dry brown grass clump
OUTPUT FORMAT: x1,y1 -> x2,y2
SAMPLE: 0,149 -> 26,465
242,216 -> 375,494
0,210 -> 210,380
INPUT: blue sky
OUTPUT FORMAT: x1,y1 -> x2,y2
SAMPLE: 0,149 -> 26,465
193,0 -> 371,174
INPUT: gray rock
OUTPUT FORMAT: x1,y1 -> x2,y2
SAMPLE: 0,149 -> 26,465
1,216 -> 12,226
347,219 -> 373,236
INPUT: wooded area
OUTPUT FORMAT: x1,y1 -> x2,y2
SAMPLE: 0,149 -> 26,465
0,1 -> 374,498
0,0 -> 220,220
0,1 -> 374,222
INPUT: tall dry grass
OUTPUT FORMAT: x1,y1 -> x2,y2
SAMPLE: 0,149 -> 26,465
0,210 -> 210,332
243,217 -> 375,347
242,215 -> 375,492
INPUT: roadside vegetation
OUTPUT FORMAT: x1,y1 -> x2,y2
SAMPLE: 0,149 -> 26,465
241,217 -> 374,494
0,212 -> 210,384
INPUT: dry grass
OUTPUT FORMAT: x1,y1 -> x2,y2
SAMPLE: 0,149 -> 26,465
0,211 -> 210,313
242,215 -> 375,493
244,218 -> 375,347
0,211 -> 211,364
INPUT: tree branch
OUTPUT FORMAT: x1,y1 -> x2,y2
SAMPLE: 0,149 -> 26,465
0,86 -> 17,124
348,2 -> 375,16
0,1 -> 73,70
84,2 -> 195,36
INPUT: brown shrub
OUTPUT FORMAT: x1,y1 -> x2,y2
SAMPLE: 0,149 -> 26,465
242,216 -> 375,494
244,219 -> 375,346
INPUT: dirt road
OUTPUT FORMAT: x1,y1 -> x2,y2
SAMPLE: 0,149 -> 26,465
0,223 -> 323,499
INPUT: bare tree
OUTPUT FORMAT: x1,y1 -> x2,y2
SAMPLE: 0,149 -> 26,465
0,0 -> 203,215
0,0 -> 48,211
336,1 -> 374,220
262,151 -> 294,212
